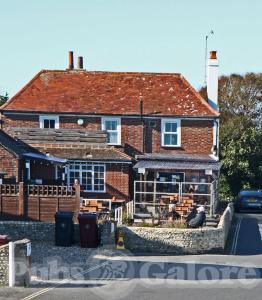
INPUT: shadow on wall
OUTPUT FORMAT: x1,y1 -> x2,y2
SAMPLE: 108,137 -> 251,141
0,212 -> 41,222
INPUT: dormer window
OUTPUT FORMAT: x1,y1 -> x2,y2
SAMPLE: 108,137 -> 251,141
39,115 -> 59,129
101,117 -> 121,145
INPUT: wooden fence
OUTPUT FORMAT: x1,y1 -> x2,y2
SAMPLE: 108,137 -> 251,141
0,183 -> 80,222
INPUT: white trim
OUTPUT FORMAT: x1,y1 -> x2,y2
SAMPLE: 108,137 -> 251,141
25,160 -> 31,180
161,118 -> 181,147
101,117 -> 121,145
39,115 -> 59,129
212,119 -> 219,158
66,162 -> 106,193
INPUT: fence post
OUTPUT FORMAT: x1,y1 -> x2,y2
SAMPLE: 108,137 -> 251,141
0,184 -> 2,214
74,184 -> 81,222
18,182 -> 25,216
179,182 -> 182,204
9,242 -> 15,287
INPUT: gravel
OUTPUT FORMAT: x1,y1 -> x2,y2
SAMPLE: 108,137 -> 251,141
30,241 -> 126,281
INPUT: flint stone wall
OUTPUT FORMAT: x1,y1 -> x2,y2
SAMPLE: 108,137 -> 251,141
0,221 -> 106,244
120,203 -> 234,254
0,244 -> 9,286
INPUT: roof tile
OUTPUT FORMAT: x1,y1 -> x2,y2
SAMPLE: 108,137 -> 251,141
1,70 -> 218,117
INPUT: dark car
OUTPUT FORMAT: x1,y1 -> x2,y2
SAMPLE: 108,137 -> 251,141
235,190 -> 262,212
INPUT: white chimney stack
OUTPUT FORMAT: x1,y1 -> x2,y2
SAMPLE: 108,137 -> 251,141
207,51 -> 219,111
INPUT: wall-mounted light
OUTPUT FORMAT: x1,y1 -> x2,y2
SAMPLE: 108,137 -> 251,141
77,118 -> 84,126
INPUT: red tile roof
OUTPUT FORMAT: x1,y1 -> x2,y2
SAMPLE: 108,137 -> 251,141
1,70 -> 218,117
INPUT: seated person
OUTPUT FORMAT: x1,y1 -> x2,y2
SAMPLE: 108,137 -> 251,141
187,200 -> 206,228
167,203 -> 180,221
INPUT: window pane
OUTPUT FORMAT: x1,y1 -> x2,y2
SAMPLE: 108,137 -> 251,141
108,132 -> 118,144
105,120 -> 117,130
171,134 -> 178,145
44,119 -> 49,128
165,122 -> 177,133
171,123 -> 177,132
164,134 -> 171,145
49,120 -> 55,128
164,134 -> 177,146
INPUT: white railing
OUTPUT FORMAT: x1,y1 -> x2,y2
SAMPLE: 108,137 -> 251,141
126,200 -> 134,219
134,180 -> 219,217
114,206 -> 123,225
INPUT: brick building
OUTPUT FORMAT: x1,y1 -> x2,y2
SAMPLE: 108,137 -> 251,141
0,51 -> 221,204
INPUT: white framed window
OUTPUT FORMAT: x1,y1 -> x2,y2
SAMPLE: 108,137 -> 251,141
39,115 -> 59,129
161,118 -> 181,147
66,162 -> 106,192
101,117 -> 121,145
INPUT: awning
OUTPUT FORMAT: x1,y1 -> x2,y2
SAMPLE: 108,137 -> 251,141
22,152 -> 67,164
133,160 -> 222,171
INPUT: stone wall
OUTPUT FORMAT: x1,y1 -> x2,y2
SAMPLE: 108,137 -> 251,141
0,220 -> 109,244
0,221 -> 55,242
119,203 -> 234,254
0,244 -> 9,286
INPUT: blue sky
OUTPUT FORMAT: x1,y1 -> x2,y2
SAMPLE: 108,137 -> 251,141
0,0 -> 261,97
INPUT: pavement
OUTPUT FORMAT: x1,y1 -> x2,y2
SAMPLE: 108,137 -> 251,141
1,213 -> 262,300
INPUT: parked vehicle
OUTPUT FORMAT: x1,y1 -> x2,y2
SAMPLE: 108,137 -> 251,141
234,190 -> 262,212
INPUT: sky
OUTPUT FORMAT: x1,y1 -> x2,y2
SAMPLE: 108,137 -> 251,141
0,0 -> 262,97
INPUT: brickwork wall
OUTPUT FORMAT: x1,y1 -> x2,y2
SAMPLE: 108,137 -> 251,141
1,114 -> 39,134
2,113 -> 214,156
106,164 -> 130,199
0,145 -> 19,182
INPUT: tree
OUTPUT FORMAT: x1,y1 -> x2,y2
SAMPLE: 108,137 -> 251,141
200,73 -> 262,127
0,92 -> 8,106
200,73 -> 262,199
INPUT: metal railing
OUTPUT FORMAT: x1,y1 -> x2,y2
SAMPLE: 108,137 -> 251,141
126,200 -> 134,219
114,206 -> 123,225
134,180 -> 219,217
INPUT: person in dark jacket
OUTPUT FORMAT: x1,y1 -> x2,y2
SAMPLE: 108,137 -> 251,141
187,202 -> 206,228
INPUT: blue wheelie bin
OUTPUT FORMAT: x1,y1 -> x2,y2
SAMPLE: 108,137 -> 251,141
55,211 -> 74,247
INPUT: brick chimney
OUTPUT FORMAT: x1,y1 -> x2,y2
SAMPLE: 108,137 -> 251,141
68,51 -> 74,69
77,56 -> 83,69
207,51 -> 219,111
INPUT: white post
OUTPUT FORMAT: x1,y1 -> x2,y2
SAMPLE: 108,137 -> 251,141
179,182 -> 182,203
120,207 -> 123,224
134,181 -> 136,217
9,242 -> 15,287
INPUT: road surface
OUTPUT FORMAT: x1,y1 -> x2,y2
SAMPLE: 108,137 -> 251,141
1,213 -> 262,300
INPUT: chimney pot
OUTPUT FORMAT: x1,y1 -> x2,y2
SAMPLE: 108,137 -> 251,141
210,51 -> 217,60
68,51 -> 74,69
77,56 -> 83,69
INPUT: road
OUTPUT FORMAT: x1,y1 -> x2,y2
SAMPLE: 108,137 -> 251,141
1,213 -> 262,300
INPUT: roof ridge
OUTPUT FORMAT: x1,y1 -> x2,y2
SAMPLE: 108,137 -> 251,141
32,69 -> 183,76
